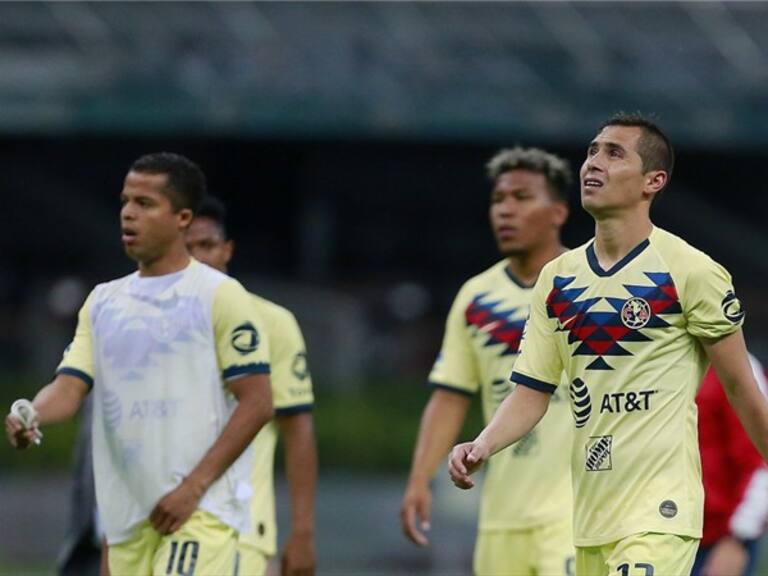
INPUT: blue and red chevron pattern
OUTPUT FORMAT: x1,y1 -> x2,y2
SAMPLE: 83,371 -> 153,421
545,273 -> 682,370
465,293 -> 526,356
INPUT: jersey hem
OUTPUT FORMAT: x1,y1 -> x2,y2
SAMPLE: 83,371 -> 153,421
478,510 -> 572,532
275,403 -> 314,415
510,371 -> 557,394
574,526 -> 702,548
223,362 -> 271,380
56,367 -> 94,389
427,381 -> 476,397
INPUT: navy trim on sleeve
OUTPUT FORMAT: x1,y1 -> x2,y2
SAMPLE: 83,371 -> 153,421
427,381 -> 476,397
275,403 -> 314,416
510,372 -> 557,394
56,367 -> 94,390
223,362 -> 271,380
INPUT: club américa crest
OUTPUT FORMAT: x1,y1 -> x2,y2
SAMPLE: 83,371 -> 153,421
620,297 -> 651,329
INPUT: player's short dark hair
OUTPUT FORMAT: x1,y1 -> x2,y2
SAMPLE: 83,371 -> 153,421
195,195 -> 228,239
599,112 -> 675,179
486,147 -> 572,203
130,152 -> 207,213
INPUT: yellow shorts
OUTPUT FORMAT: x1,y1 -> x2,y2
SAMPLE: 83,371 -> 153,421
474,516 -> 575,576
575,532 -> 699,576
108,510 -> 237,576
234,539 -> 270,576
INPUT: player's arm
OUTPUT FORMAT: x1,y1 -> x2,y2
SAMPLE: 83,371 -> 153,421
149,373 -> 273,534
449,384 -> 550,489
277,411 -> 317,576
401,388 -> 471,545
701,329 -> 768,461
5,373 -> 89,449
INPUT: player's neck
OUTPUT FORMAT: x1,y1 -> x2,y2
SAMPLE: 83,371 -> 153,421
593,214 -> 653,270
506,242 -> 566,287
138,244 -> 191,277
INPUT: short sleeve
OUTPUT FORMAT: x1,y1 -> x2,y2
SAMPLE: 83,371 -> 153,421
427,285 -> 479,396
56,291 -> 95,389
270,310 -> 314,413
684,256 -> 744,340
213,280 -> 271,381
510,265 -> 563,393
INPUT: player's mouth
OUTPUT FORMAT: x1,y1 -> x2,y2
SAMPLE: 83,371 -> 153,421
583,177 -> 604,190
496,225 -> 518,240
121,228 -> 139,245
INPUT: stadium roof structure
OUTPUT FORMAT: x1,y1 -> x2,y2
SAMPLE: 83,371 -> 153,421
0,1 -> 767,145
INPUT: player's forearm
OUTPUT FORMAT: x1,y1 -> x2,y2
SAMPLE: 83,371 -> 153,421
475,385 -> 549,456
279,413 -> 317,533
723,381 -> 768,461
704,331 -> 768,461
185,376 -> 273,496
32,375 -> 89,426
408,390 -> 471,485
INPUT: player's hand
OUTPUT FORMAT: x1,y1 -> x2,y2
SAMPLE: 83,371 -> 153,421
5,412 -> 41,449
448,440 -> 489,489
701,536 -> 748,576
281,529 -> 315,576
149,479 -> 203,535
400,480 -> 432,546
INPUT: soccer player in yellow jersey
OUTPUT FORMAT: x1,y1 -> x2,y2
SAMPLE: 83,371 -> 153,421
401,147 -> 575,575
449,113 -> 768,576
5,153 -> 275,576
186,196 -> 317,576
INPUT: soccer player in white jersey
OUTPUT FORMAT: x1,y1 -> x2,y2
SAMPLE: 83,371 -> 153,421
6,153 -> 274,576
186,196 -> 317,576
401,147 -> 575,575
449,113 -> 768,576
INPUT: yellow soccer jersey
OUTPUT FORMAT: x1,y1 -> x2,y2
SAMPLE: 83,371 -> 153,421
241,294 -> 314,557
512,227 -> 745,547
429,259 -> 573,530
57,260 -> 271,544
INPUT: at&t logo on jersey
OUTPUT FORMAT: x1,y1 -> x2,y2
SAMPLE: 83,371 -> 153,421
231,322 -> 260,355
721,290 -> 745,324
600,390 -> 657,414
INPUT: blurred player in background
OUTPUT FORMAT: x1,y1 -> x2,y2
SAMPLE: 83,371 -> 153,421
186,195 -> 317,576
401,147 -> 575,575
449,113 -> 768,576
6,153 -> 274,576
692,354 -> 768,576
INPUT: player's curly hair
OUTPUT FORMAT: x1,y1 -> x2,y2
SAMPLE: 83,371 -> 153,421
486,147 -> 572,203
130,152 -> 207,213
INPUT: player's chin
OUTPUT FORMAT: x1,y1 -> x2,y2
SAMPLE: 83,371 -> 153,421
498,241 -> 527,257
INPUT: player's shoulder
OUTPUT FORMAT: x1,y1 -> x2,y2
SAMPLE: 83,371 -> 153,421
537,240 -> 592,279
249,292 -> 298,325
459,259 -> 513,292
649,227 -> 724,275
89,270 -> 138,301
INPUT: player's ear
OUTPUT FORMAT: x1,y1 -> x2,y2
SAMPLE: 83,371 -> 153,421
644,170 -> 667,199
223,239 -> 234,265
551,202 -> 569,228
177,208 -> 194,230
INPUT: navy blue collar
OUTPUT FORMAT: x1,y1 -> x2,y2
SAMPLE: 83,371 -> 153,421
504,265 -> 535,289
586,238 -> 650,277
